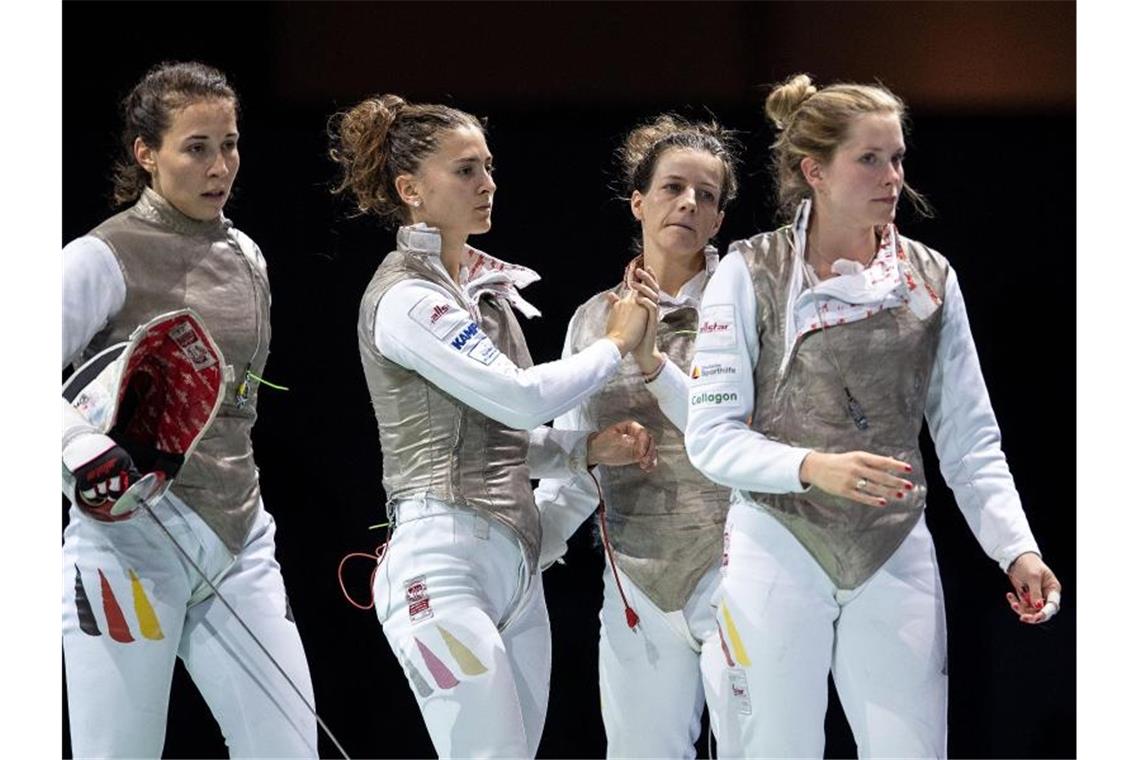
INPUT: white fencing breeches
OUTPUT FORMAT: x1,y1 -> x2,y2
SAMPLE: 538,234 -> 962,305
374,496 -> 551,758
62,494 -> 317,758
704,502 -> 947,759
599,561 -> 721,759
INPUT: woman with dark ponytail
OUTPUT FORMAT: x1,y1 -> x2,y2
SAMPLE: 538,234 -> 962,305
534,114 -> 740,758
62,61 -> 317,757
330,95 -> 656,757
686,74 -> 1062,757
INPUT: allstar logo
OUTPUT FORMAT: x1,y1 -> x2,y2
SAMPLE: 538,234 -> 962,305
699,320 -> 731,335
695,304 -> 736,349
409,296 -> 465,339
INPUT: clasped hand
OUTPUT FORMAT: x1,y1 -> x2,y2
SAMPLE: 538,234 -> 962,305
603,261 -> 664,370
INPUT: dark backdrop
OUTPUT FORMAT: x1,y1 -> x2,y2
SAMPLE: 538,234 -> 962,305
63,2 -> 1075,758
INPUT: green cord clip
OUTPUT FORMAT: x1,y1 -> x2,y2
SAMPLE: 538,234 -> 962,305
246,370 -> 290,391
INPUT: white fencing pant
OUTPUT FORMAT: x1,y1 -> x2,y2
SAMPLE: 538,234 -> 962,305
705,502 -> 947,759
599,561 -> 721,759
62,493 -> 317,758
374,496 -> 551,758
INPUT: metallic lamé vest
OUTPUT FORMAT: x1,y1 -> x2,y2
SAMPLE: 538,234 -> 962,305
82,188 -> 272,554
570,288 -> 731,612
741,226 -> 949,589
357,235 -> 541,571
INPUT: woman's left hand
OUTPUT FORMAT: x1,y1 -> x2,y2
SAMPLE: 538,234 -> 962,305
1005,552 -> 1063,624
625,264 -> 664,375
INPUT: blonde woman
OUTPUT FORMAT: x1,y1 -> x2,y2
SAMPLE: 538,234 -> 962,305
686,75 -> 1062,757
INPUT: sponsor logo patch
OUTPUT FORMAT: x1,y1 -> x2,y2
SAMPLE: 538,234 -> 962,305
696,304 -> 736,349
690,385 -> 743,410
465,336 -> 501,366
168,321 -> 217,371
728,667 -> 752,715
405,575 -> 433,623
690,358 -> 739,381
449,322 -> 482,351
409,296 -> 463,339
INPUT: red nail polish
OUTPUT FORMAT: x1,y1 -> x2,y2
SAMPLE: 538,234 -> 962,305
904,483 -> 914,491
878,498 -> 887,506
904,464 -> 912,472
896,492 -> 904,499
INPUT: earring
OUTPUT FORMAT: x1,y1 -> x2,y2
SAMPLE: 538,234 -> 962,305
411,200 -> 421,208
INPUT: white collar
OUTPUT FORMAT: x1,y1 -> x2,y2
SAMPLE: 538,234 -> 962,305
397,223 -> 542,318
779,199 -> 906,376
660,245 -> 720,310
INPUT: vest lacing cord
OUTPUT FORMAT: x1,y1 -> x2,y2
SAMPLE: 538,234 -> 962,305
337,522 -> 392,611
589,469 -> 640,631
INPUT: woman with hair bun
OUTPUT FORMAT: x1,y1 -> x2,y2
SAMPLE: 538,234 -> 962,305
329,94 -> 657,757
686,74 -> 1062,757
61,61 -> 317,757
534,114 -> 741,758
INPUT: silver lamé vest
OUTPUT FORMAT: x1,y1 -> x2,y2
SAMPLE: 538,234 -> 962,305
570,289 -> 730,612
82,187 -> 272,554
740,227 -> 949,589
358,234 -> 541,571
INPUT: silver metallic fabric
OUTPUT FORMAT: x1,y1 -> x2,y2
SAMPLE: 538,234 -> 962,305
741,227 -> 949,589
82,188 -> 271,553
570,288 -> 730,612
357,230 -> 541,571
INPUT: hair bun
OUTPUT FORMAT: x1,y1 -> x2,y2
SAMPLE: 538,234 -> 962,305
340,94 -> 405,153
765,74 -> 817,131
621,114 -> 685,186
328,95 -> 483,227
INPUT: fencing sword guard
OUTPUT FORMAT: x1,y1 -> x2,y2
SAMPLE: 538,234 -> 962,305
62,308 -> 226,520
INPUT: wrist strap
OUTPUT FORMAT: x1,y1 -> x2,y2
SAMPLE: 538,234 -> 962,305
642,356 -> 666,383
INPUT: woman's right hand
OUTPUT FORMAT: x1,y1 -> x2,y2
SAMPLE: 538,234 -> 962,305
798,450 -> 914,508
603,291 -> 651,356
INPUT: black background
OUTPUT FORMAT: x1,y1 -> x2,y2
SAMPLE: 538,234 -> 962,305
63,2 -> 1075,758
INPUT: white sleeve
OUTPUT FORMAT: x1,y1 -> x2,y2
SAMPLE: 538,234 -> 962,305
62,236 -> 127,449
534,468 -> 600,570
925,269 -> 1040,571
374,279 -> 622,430
63,235 -> 126,367
645,357 -> 690,430
525,317 -> 592,478
685,247 -> 812,493
533,314 -> 605,568
526,426 -> 591,479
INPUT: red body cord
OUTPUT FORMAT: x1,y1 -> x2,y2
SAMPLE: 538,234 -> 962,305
590,470 -> 640,631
